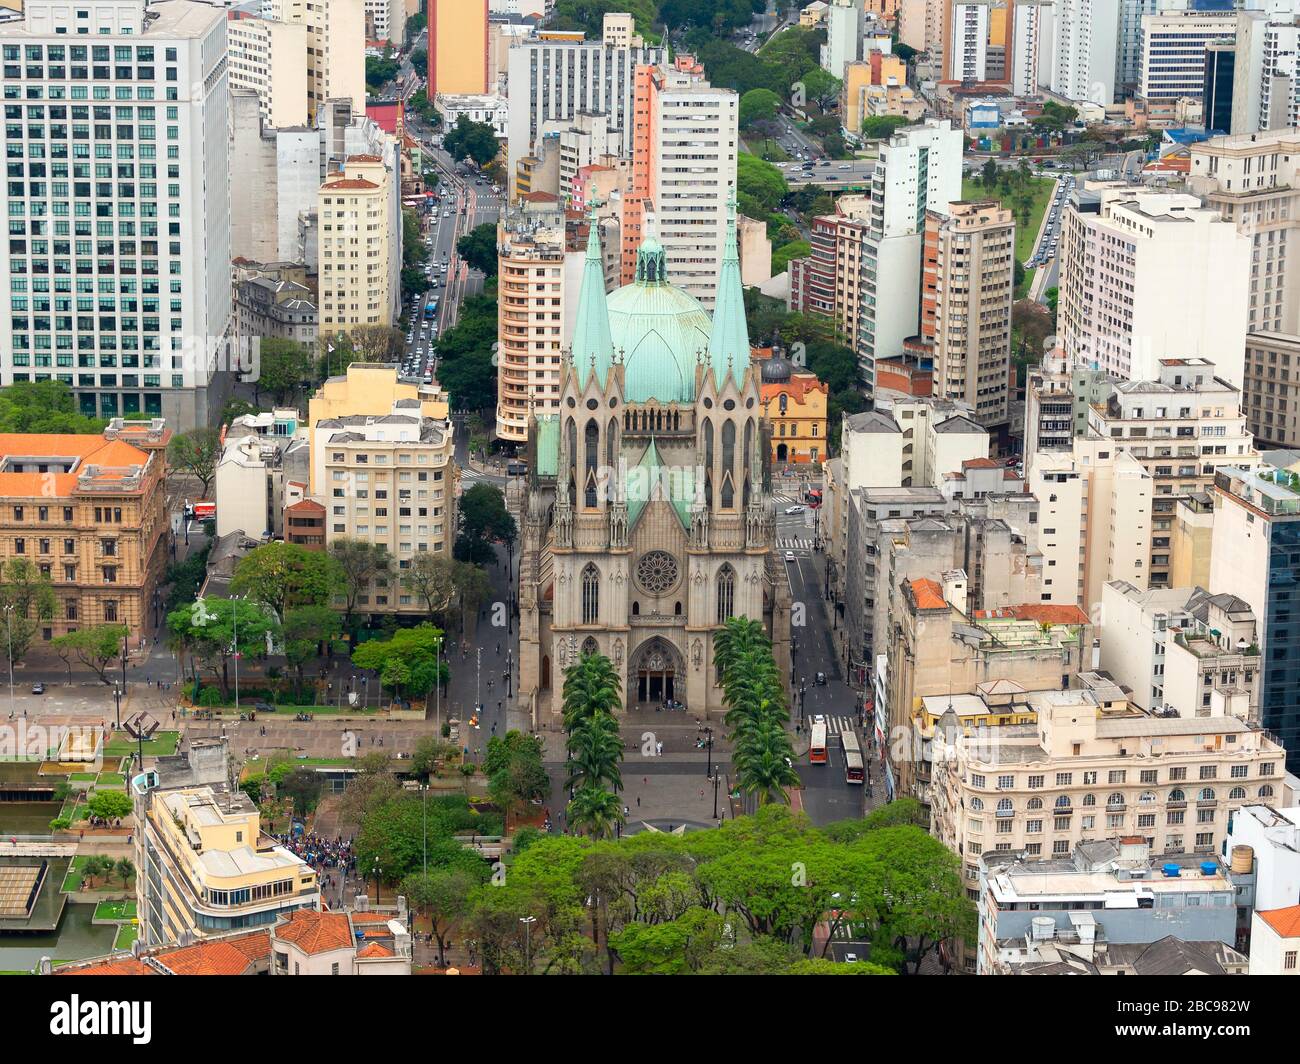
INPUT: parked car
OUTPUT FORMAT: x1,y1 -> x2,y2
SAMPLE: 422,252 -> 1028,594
31,682 -> 44,695
784,550 -> 796,562
784,505 -> 805,514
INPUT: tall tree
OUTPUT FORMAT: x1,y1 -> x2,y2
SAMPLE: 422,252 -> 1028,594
167,428 -> 221,498
443,115 -> 500,167
0,380 -> 105,433
229,541 -> 342,618
328,538 -> 392,631
404,553 -> 458,623
0,559 -> 57,668
255,338 -> 313,405
456,224 -> 499,276
165,596 -> 279,697
49,624 -> 130,685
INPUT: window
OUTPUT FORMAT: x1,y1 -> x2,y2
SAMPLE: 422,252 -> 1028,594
997,775 -> 1014,789
1055,773 -> 1072,786
1028,775 -> 1044,789
580,564 -> 599,625
1285,951 -> 1298,971
716,565 -> 735,625
1108,770 -> 1126,784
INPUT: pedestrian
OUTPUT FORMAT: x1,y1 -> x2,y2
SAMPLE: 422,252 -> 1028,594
635,796 -> 640,808
623,805 -> 629,818
699,788 -> 704,800
655,741 -> 662,756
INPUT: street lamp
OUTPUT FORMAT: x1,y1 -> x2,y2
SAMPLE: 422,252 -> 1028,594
519,915 -> 536,975
697,725 -> 714,779
373,860 -> 382,906
710,771 -> 722,821
112,683 -> 122,733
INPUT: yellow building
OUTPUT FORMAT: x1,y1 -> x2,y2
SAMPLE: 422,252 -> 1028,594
0,422 -> 170,637
318,156 -> 397,337
134,739 -> 320,947
307,362 -> 451,493
430,0 -> 489,96
759,356 -> 829,465
840,55 -> 910,137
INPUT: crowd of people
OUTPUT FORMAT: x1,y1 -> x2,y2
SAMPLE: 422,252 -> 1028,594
276,832 -> 356,894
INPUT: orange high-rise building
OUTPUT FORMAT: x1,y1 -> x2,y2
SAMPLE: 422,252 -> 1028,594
429,0 -> 489,97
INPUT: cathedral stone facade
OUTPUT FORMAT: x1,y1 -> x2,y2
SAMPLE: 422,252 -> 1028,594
517,205 -> 793,721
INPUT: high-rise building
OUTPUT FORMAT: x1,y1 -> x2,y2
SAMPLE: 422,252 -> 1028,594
1210,464 -> 1300,771
1051,0 -> 1121,103
429,0 -> 489,96
1116,0 -> 1158,99
948,2 -> 990,82
855,119 -> 963,392
1058,187 -> 1250,387
788,196 -> 872,344
0,0 -> 233,429
1138,11 -> 1238,105
227,10 -> 310,127
923,200 -> 1015,428
365,0 -> 407,45
265,0 -> 366,121
317,155 -> 399,336
825,0 -> 865,80
623,56 -> 738,311
1188,130 -> 1300,446
1201,38 -> 1237,132
505,23 -> 663,186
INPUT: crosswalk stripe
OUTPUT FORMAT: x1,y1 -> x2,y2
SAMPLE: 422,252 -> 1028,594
777,537 -> 813,549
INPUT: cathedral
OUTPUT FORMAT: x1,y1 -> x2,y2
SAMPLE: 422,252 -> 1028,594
517,203 -> 793,721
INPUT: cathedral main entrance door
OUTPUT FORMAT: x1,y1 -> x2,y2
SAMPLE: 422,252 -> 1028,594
630,638 -> 683,708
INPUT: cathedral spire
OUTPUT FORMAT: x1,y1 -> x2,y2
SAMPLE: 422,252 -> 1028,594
572,201 -> 613,390
708,193 -> 750,390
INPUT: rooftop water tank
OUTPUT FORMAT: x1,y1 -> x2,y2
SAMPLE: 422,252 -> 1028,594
1200,861 -> 1217,876
1031,916 -> 1055,941
1162,863 -> 1181,877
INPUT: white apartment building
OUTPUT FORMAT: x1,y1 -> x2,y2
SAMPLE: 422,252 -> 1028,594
317,155 -> 399,336
1085,359 -> 1257,585
264,0 -> 365,121
856,120 -> 963,391
1139,12 -> 1238,103
556,112 -> 612,208
1058,188 -> 1251,388
643,66 -> 738,310
315,405 -> 458,608
949,2 -> 990,83
1051,0 -> 1121,103
227,10 -> 309,127
1250,906 -> 1300,974
364,0 -> 406,45
824,0 -> 864,80
1257,15 -> 1300,131
505,30 -> 662,187
1099,582 -> 1261,717
1029,438 -> 1152,611
1225,804 -> 1300,913
930,683 -> 1289,888
0,0 -> 233,431
1010,0 -> 1049,96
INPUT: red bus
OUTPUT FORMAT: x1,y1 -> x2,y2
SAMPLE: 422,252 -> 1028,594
841,731 -> 865,785
809,721 -> 828,764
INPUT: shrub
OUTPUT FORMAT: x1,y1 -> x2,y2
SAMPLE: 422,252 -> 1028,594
197,686 -> 223,707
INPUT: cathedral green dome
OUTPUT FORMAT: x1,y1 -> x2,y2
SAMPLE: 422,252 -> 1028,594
606,239 -> 711,404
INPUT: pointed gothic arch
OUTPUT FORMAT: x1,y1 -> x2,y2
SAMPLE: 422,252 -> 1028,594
581,563 -> 600,625
716,564 -> 736,625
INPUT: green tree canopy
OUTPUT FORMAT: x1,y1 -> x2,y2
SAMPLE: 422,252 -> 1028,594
0,380 -> 105,433
167,428 -> 221,498
444,116 -> 500,167
456,223 -> 499,276
739,88 -> 781,130
50,624 -> 130,685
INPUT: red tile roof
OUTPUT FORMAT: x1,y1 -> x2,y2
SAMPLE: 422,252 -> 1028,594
975,604 -> 1090,625
322,179 -> 380,191
349,912 -> 390,924
908,578 -> 947,611
356,941 -> 395,958
0,433 -> 152,497
274,910 -> 353,955
155,940 -> 257,976
961,457 -> 1000,469
1259,905 -> 1300,938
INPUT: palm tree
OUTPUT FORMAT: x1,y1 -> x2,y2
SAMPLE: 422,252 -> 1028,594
734,733 -> 801,807
564,712 -> 624,793
567,785 -> 625,839
561,652 -> 621,731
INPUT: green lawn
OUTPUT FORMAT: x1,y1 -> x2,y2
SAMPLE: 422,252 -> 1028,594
744,136 -> 791,162
61,854 -> 91,892
69,773 -> 97,782
97,773 -> 125,786
94,899 -> 137,922
961,175 -> 1056,297
113,924 -> 138,951
104,730 -> 179,758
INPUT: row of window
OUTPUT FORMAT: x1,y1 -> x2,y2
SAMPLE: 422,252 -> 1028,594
968,762 -> 1274,789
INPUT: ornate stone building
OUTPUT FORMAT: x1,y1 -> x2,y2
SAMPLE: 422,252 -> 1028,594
517,205 -> 792,721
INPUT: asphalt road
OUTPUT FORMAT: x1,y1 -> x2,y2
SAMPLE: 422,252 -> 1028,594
782,159 -> 876,187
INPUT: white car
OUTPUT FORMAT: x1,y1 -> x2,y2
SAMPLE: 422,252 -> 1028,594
784,505 -> 805,515
838,163 -> 852,170
784,550 -> 796,562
